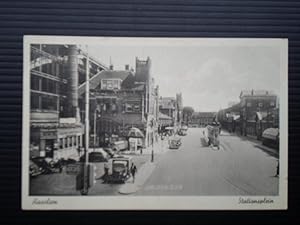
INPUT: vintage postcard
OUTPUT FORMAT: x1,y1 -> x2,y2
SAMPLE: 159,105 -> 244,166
22,36 -> 288,210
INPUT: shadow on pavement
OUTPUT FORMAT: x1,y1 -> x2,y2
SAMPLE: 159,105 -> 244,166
254,144 -> 279,159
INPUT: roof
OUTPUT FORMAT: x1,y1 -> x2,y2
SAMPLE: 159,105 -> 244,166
240,90 -> 276,98
78,70 -> 133,95
100,114 -> 145,126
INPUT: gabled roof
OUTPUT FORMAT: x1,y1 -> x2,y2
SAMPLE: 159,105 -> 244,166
78,70 -> 133,95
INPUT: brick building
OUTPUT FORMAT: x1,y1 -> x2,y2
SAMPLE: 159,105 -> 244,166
79,57 -> 160,148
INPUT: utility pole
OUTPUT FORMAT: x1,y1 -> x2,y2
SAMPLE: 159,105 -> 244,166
81,45 -> 90,195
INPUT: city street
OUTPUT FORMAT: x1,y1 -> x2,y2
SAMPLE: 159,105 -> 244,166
30,127 -> 279,196
137,127 -> 279,196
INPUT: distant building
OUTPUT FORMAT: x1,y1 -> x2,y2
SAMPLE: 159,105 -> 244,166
217,90 -> 279,139
190,112 -> 216,127
239,90 -> 278,137
158,93 -> 183,129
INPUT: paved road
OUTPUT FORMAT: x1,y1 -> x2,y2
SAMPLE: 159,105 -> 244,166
137,127 -> 279,196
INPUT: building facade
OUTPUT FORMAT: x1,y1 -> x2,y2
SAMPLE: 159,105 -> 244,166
30,44 -> 107,159
190,112 -> 216,127
217,90 -> 279,139
79,57 -> 160,148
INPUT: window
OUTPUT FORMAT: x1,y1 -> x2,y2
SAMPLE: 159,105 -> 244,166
41,95 -> 58,111
125,103 -> 133,112
101,79 -> 121,90
246,102 -> 252,107
258,102 -> 263,107
134,104 -> 140,112
69,137 -> 72,147
73,136 -> 76,146
64,138 -> 68,148
59,138 -> 63,149
31,75 -> 40,91
41,78 -> 57,94
270,102 -> 275,107
30,93 -> 40,110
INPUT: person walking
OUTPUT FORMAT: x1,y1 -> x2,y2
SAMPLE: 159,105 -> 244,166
103,162 -> 109,183
275,160 -> 279,177
130,163 -> 137,183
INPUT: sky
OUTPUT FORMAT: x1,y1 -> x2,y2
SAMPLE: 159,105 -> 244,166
87,42 -> 281,112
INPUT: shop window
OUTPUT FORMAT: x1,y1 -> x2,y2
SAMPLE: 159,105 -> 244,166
134,104 -> 140,112
59,138 -> 63,149
78,136 -> 81,147
125,103 -> 133,112
64,138 -> 68,148
69,137 -> 72,147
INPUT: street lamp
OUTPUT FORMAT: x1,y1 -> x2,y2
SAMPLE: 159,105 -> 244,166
81,45 -> 90,195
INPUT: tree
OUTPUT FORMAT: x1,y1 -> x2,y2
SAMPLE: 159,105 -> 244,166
182,106 -> 194,125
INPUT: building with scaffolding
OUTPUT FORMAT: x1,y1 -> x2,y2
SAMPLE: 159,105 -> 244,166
30,44 -> 107,159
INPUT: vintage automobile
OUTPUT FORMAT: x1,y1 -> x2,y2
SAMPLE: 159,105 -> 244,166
205,124 -> 220,149
168,136 -> 182,149
29,160 -> 44,177
31,157 -> 63,174
262,128 -> 279,149
105,156 -> 133,183
178,126 -> 188,136
80,150 -> 109,163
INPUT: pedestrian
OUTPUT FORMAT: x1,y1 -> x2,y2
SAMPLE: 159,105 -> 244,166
130,163 -> 137,183
103,162 -> 109,182
275,160 -> 279,177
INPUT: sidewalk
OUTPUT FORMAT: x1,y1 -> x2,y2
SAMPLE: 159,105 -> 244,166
118,138 -> 169,194
118,162 -> 156,194
221,130 -> 279,158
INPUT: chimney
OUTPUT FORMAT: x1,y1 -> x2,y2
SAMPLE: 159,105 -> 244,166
125,64 -> 129,70
67,45 -> 80,121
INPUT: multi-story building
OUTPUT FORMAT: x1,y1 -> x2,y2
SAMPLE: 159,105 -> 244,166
78,57 -> 160,148
30,44 -> 107,159
159,97 -> 177,125
217,90 -> 279,138
239,90 -> 278,137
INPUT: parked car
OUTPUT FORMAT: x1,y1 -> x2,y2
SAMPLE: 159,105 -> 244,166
31,157 -> 63,174
105,156 -> 133,183
262,128 -> 279,149
29,160 -> 44,177
80,151 -> 109,163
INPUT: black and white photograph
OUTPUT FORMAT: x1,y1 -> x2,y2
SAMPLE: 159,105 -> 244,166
22,36 -> 288,210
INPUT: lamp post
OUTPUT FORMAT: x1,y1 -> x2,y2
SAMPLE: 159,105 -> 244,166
81,46 -> 90,195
